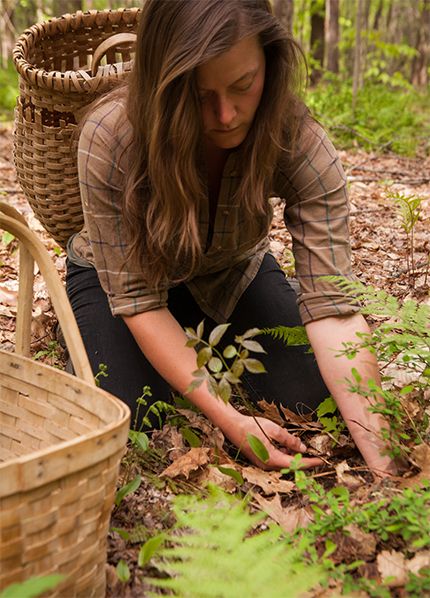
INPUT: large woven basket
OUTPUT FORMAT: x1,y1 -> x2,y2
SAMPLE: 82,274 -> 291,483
0,203 -> 130,597
12,9 -> 139,248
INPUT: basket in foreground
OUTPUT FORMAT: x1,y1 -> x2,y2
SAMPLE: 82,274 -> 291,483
13,9 -> 139,248
0,351 -> 130,597
0,206 -> 130,596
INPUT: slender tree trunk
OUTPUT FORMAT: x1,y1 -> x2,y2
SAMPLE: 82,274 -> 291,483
373,0 -> 384,31
52,0 -> 82,17
0,1 -> 16,67
273,0 -> 294,35
411,0 -> 430,88
325,0 -> 339,74
310,0 -> 325,85
352,0 -> 363,110
360,0 -> 371,88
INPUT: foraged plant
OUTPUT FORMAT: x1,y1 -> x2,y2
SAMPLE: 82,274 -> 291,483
145,485 -> 325,597
185,321 -> 266,403
387,190 -> 424,283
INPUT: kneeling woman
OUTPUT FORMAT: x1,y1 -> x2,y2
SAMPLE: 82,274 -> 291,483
67,0 -> 395,476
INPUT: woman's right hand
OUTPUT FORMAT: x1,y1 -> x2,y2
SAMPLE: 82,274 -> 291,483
222,413 -> 323,470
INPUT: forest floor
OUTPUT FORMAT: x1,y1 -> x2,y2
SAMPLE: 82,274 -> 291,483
1,122 -> 429,597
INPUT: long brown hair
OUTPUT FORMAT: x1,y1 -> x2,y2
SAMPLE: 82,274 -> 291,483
112,0 -> 307,288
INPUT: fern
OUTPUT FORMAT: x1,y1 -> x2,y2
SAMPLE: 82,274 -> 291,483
324,277 -> 430,370
259,325 -> 310,347
147,486 -> 325,597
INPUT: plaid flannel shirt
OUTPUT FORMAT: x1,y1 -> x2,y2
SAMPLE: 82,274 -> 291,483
68,99 -> 359,325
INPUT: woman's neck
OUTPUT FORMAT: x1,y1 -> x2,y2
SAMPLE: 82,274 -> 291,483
204,139 -> 230,176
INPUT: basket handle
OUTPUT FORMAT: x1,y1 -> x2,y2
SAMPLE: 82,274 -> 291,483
91,33 -> 137,77
0,203 -> 94,386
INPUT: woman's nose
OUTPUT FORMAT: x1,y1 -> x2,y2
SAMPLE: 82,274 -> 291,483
214,95 -> 237,126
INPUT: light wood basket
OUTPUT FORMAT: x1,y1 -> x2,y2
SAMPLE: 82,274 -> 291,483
0,203 -> 130,596
12,9 -> 139,248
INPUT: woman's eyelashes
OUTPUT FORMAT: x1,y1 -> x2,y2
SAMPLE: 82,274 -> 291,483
198,76 -> 256,102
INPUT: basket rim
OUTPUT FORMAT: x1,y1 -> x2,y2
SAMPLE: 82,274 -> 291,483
12,8 -> 139,93
0,350 -> 130,498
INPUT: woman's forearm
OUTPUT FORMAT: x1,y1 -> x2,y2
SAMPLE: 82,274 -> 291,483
305,313 -> 397,476
123,308 -> 241,430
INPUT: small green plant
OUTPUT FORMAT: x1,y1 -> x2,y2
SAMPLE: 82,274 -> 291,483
185,321 -> 266,403
115,474 -> 142,507
405,568 -> 430,597
316,396 -> 346,441
281,467 -> 430,594
1,231 -> 15,247
0,575 -> 65,598
128,386 -> 176,452
186,321 -> 271,463
94,362 -> 108,387
387,190 -> 424,283
34,340 -> 62,365
145,485 -> 325,597
281,247 -> 296,277
116,559 -> 131,583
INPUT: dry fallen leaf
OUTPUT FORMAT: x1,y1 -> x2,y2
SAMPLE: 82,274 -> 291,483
253,492 -> 313,533
344,525 -> 377,561
279,404 -> 313,424
400,443 -> 430,488
406,550 -> 430,575
0,283 -> 18,306
152,425 -> 187,462
256,399 -> 285,426
160,447 -> 211,479
335,461 -> 365,490
309,434 -> 333,455
196,465 -> 238,493
242,467 -> 294,495
377,550 -> 407,588
177,408 -> 225,449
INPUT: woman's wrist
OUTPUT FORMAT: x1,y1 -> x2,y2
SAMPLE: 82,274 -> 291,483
186,382 -> 244,432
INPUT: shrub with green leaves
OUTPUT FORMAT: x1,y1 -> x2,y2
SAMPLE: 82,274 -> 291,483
307,78 -> 429,155
0,62 -> 18,120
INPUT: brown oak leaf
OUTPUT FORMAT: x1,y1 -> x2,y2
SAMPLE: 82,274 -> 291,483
242,467 -> 294,495
253,493 -> 313,533
160,447 -> 211,479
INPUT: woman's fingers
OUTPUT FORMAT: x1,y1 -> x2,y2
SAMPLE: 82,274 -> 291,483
259,418 -> 307,453
250,418 -> 323,470
268,448 -> 323,469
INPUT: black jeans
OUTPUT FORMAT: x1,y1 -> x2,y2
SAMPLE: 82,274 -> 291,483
66,254 -> 329,425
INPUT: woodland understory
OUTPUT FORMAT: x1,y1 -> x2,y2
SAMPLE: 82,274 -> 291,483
1,124 -> 430,597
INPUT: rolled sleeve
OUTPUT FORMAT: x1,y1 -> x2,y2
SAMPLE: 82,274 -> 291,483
74,101 -> 167,317
276,121 -> 360,324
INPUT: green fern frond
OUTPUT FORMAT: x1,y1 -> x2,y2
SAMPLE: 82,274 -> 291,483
259,325 -> 310,347
322,277 -> 400,317
147,486 -> 324,597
